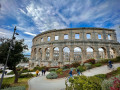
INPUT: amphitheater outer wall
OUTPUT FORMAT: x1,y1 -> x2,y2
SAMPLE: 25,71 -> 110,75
30,28 -> 120,67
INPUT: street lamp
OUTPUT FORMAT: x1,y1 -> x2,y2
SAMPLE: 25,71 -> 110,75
0,26 -> 19,89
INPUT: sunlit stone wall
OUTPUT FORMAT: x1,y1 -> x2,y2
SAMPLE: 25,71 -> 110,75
30,28 -> 120,67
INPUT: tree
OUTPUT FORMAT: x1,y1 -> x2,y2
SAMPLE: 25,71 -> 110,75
0,39 -> 28,83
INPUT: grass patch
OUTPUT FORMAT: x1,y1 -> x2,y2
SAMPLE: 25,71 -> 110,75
1,74 -> 34,90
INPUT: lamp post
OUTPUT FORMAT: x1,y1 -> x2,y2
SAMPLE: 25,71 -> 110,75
0,26 -> 19,89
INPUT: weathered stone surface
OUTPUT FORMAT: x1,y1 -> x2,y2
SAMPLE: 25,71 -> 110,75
30,28 -> 120,67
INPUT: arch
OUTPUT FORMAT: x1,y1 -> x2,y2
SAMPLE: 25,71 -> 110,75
74,47 -> 82,61
98,47 -> 107,59
98,48 -> 105,59
45,48 -> 50,60
110,48 -> 116,58
86,47 -> 94,59
53,47 -> 59,61
63,47 -> 70,61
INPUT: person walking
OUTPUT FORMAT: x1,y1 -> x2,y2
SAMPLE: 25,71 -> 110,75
69,69 -> 73,78
108,60 -> 113,69
43,69 -> 46,75
36,70 -> 39,77
42,69 -> 44,76
77,69 -> 80,76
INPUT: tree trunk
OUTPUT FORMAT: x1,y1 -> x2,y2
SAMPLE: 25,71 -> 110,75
13,68 -> 18,83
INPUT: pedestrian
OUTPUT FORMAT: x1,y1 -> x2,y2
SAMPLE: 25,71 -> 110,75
108,60 -> 112,68
69,69 -> 73,78
77,69 -> 80,76
42,69 -> 44,76
36,70 -> 39,77
43,69 -> 46,75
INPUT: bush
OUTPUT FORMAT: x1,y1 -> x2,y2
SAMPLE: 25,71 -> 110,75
84,59 -> 95,64
84,63 -> 92,70
62,69 -> 70,71
19,73 -> 33,78
94,63 -> 102,67
33,66 -> 46,71
63,64 -> 71,69
101,74 -> 120,90
1,86 -> 26,90
77,66 -> 86,72
49,68 -> 58,72
1,83 -> 10,89
46,72 -> 58,79
66,76 -> 102,90
94,74 -> 107,80
56,69 -> 62,74
117,67 -> 120,71
71,62 -> 81,68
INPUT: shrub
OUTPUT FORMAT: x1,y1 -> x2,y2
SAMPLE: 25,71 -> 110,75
49,68 -> 58,72
56,69 -> 62,74
77,66 -> 85,72
33,66 -> 46,71
46,72 -> 58,79
84,59 -> 95,64
71,62 -> 81,68
94,74 -> 107,80
62,69 -> 70,71
19,73 -> 33,78
117,67 -> 120,71
1,83 -> 10,89
110,77 -> 120,90
94,63 -> 102,67
101,74 -> 120,90
84,63 -> 92,70
115,56 -> 120,61
63,64 -> 71,69
66,76 -> 102,90
1,86 -> 26,90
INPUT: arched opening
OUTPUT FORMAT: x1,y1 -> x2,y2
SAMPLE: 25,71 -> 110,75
45,48 -> 50,60
74,47 -> 82,61
53,47 -> 59,61
86,47 -> 94,59
98,48 -> 105,59
110,48 -> 116,58
63,47 -> 70,61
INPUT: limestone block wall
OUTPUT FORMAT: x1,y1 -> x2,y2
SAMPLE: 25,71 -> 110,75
30,28 -> 120,67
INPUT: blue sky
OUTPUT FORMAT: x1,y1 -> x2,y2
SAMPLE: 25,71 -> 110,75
0,0 -> 120,55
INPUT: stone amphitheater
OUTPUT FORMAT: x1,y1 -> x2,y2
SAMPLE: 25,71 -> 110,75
29,28 -> 120,67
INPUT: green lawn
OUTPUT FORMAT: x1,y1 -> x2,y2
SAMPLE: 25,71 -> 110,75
1,74 -> 35,90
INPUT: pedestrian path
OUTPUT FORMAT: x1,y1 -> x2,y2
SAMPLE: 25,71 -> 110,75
28,63 -> 120,90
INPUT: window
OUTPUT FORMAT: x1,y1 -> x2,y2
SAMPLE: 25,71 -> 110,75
86,33 -> 91,39
75,34 -> 80,39
41,38 -> 43,42
98,34 -> 102,39
64,34 -> 68,39
55,36 -> 59,40
47,37 -> 50,41
108,34 -> 111,40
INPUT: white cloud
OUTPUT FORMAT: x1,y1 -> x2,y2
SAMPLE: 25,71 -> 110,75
24,32 -> 36,36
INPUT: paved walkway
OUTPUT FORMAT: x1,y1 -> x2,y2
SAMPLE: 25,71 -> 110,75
28,63 -> 120,90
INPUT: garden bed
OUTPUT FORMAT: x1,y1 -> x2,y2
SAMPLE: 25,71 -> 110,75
57,69 -> 77,78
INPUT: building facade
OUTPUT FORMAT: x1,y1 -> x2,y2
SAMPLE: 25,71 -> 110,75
30,28 -> 120,67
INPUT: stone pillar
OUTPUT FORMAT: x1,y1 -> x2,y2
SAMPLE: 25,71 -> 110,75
49,47 -> 54,61
42,48 -> 46,61
106,46 -> 111,59
70,47 -> 74,63
58,47 -> 63,62
93,47 -> 100,60
82,46 -> 86,62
